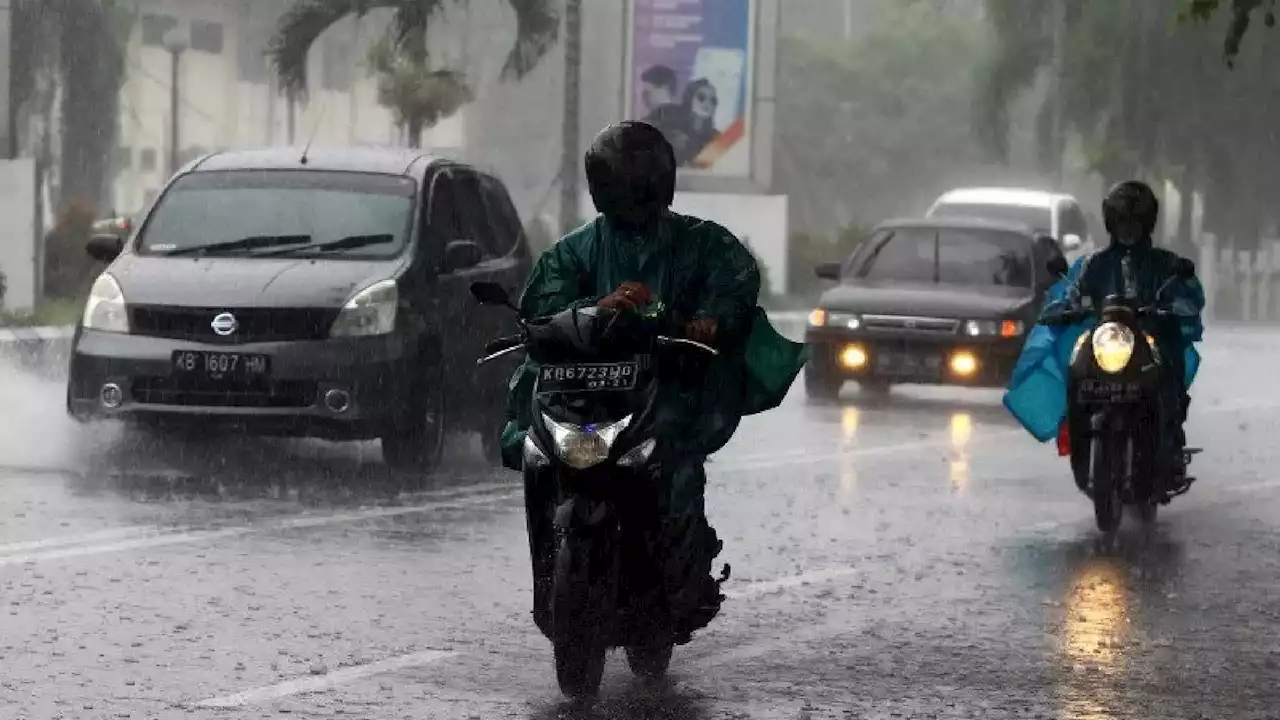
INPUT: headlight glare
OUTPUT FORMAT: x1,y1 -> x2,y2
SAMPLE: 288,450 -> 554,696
617,438 -> 657,467
330,279 -> 398,337
541,413 -> 633,470
1091,322 -> 1135,374
81,273 -> 129,333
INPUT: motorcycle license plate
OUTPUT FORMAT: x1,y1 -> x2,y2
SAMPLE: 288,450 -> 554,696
1077,378 -> 1141,403
537,361 -> 639,394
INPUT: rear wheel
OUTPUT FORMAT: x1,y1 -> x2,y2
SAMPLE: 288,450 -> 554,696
381,377 -> 446,478
625,642 -> 673,682
804,365 -> 842,401
552,535 -> 608,699
1090,435 -> 1124,535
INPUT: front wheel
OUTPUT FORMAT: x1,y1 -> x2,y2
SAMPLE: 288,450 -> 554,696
804,365 -> 842,401
551,534 -> 609,699
381,377 -> 447,478
1090,434 -> 1124,535
625,642 -> 673,682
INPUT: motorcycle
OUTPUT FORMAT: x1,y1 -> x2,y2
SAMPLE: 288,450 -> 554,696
470,281 -> 724,698
1041,255 -> 1200,534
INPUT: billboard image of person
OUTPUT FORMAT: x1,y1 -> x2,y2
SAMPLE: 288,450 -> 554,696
626,0 -> 755,177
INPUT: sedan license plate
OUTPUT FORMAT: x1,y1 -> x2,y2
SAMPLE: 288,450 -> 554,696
875,351 -> 941,378
172,350 -> 269,381
538,362 -> 638,394
1077,378 -> 1141,404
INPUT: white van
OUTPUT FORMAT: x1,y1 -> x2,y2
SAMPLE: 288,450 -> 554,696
925,187 -> 1097,263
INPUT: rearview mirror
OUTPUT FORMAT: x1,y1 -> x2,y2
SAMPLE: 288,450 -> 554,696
1175,257 -> 1196,279
442,240 -> 484,274
814,262 -> 841,281
86,234 -> 124,263
470,281 -> 512,307
1046,255 -> 1069,279
1061,233 -> 1083,252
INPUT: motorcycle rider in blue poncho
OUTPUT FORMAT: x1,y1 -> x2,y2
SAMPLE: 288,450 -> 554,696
1004,180 -> 1205,489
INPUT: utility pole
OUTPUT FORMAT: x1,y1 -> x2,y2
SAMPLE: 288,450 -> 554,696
1,0 -> 12,159
163,30 -> 188,175
1047,0 -> 1066,186
558,0 -> 582,234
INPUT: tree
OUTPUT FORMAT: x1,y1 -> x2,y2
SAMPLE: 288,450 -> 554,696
366,37 -> 473,146
269,0 -> 560,146
1182,0 -> 1276,65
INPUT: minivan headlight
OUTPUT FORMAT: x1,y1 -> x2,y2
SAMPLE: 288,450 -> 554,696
541,413 -> 632,470
81,273 -> 129,333
1091,322 -> 1135,374
330,279 -> 398,337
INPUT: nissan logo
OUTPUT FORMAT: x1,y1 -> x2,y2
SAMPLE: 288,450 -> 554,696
211,312 -> 238,336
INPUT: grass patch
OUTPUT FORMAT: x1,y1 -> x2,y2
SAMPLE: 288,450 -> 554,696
0,296 -> 83,328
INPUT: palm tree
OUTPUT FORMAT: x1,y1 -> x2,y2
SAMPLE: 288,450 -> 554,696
268,0 -> 560,147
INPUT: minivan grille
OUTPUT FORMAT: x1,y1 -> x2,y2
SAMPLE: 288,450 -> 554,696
861,314 -> 959,334
131,306 -> 338,343
131,376 -> 317,408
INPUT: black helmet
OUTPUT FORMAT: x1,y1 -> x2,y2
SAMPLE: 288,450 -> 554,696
585,121 -> 676,229
1102,180 -> 1159,246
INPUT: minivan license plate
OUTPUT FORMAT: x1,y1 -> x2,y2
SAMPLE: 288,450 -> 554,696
538,362 -> 638,393
172,351 -> 269,381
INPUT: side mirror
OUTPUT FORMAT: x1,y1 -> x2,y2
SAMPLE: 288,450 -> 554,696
441,240 -> 484,274
1060,233 -> 1083,252
86,234 -> 124,263
469,281 -> 513,307
814,262 -> 841,281
1046,255 -> 1069,279
1175,257 -> 1196,279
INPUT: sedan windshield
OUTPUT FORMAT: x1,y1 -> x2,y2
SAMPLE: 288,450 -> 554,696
931,202 -> 1052,237
852,227 -> 1034,288
136,170 -> 416,260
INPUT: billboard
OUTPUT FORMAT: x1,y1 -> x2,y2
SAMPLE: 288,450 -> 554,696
625,0 -> 756,178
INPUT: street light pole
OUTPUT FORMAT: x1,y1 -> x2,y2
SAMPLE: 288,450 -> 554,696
163,30 -> 188,175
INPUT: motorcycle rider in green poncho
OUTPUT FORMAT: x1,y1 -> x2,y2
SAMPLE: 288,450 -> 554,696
500,121 -> 808,643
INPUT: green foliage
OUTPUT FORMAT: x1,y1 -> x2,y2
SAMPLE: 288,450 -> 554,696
0,267 -> 7,310
775,0 -> 1004,237
1182,0 -> 1277,65
787,222 -> 874,300
366,37 -> 473,144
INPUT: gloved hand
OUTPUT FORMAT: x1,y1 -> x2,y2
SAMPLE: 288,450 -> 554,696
684,316 -> 717,344
598,281 -> 653,311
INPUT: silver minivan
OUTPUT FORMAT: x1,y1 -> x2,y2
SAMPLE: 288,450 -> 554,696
926,187 -> 1098,263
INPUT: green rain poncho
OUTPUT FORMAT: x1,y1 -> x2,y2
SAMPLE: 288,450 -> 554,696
499,212 -> 809,471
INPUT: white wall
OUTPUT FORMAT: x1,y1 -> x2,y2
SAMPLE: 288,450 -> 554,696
0,159 -> 38,311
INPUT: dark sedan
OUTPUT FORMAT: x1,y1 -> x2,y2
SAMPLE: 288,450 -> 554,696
804,217 -> 1064,399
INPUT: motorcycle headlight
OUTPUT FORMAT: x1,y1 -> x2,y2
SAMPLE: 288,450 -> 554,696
1091,322 -> 1135,374
541,413 -> 632,470
81,272 -> 129,333
330,279 -> 398,337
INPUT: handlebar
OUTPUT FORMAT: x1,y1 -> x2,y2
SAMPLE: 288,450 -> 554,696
475,332 -> 720,367
484,334 -> 524,355
655,335 -> 720,356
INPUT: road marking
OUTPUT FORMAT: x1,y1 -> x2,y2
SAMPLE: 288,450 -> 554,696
191,649 -> 456,708
724,566 -> 858,599
0,525 -> 159,555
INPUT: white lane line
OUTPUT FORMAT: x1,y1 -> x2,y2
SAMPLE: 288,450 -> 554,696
190,565 -> 861,708
0,525 -> 159,555
0,491 -> 520,566
191,649 -> 456,709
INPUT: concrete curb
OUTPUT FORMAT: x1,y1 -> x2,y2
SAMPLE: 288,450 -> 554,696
0,326 -> 74,343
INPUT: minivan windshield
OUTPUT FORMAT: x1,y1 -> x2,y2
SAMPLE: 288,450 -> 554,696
931,202 -> 1052,237
136,170 -> 417,260
851,227 -> 1034,289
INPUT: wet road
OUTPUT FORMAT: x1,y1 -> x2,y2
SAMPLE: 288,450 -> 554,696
3,327 -> 1280,719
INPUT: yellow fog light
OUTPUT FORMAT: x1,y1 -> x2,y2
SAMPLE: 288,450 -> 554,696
949,351 -> 978,376
839,344 -> 868,369
1091,322 -> 1135,374
808,308 -> 827,326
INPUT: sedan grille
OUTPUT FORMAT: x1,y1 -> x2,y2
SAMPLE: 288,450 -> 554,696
131,306 -> 339,344
861,314 -> 960,335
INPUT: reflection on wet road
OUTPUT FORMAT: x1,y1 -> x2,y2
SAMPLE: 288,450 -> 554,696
3,328 -> 1280,718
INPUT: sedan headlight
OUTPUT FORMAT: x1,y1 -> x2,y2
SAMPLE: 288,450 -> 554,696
541,413 -> 632,470
964,319 -> 1025,338
807,309 -> 861,329
1091,322 -> 1135,374
81,273 -> 129,333
330,279 -> 398,337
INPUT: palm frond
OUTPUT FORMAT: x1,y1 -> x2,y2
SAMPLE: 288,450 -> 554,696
500,0 -> 560,80
269,0 -> 380,94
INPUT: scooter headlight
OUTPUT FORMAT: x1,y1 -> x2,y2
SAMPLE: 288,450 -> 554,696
541,413 -> 632,470
1091,322 -> 1135,374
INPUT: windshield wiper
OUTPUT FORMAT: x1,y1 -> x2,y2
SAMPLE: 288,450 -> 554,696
164,234 -> 313,257
254,234 -> 396,257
